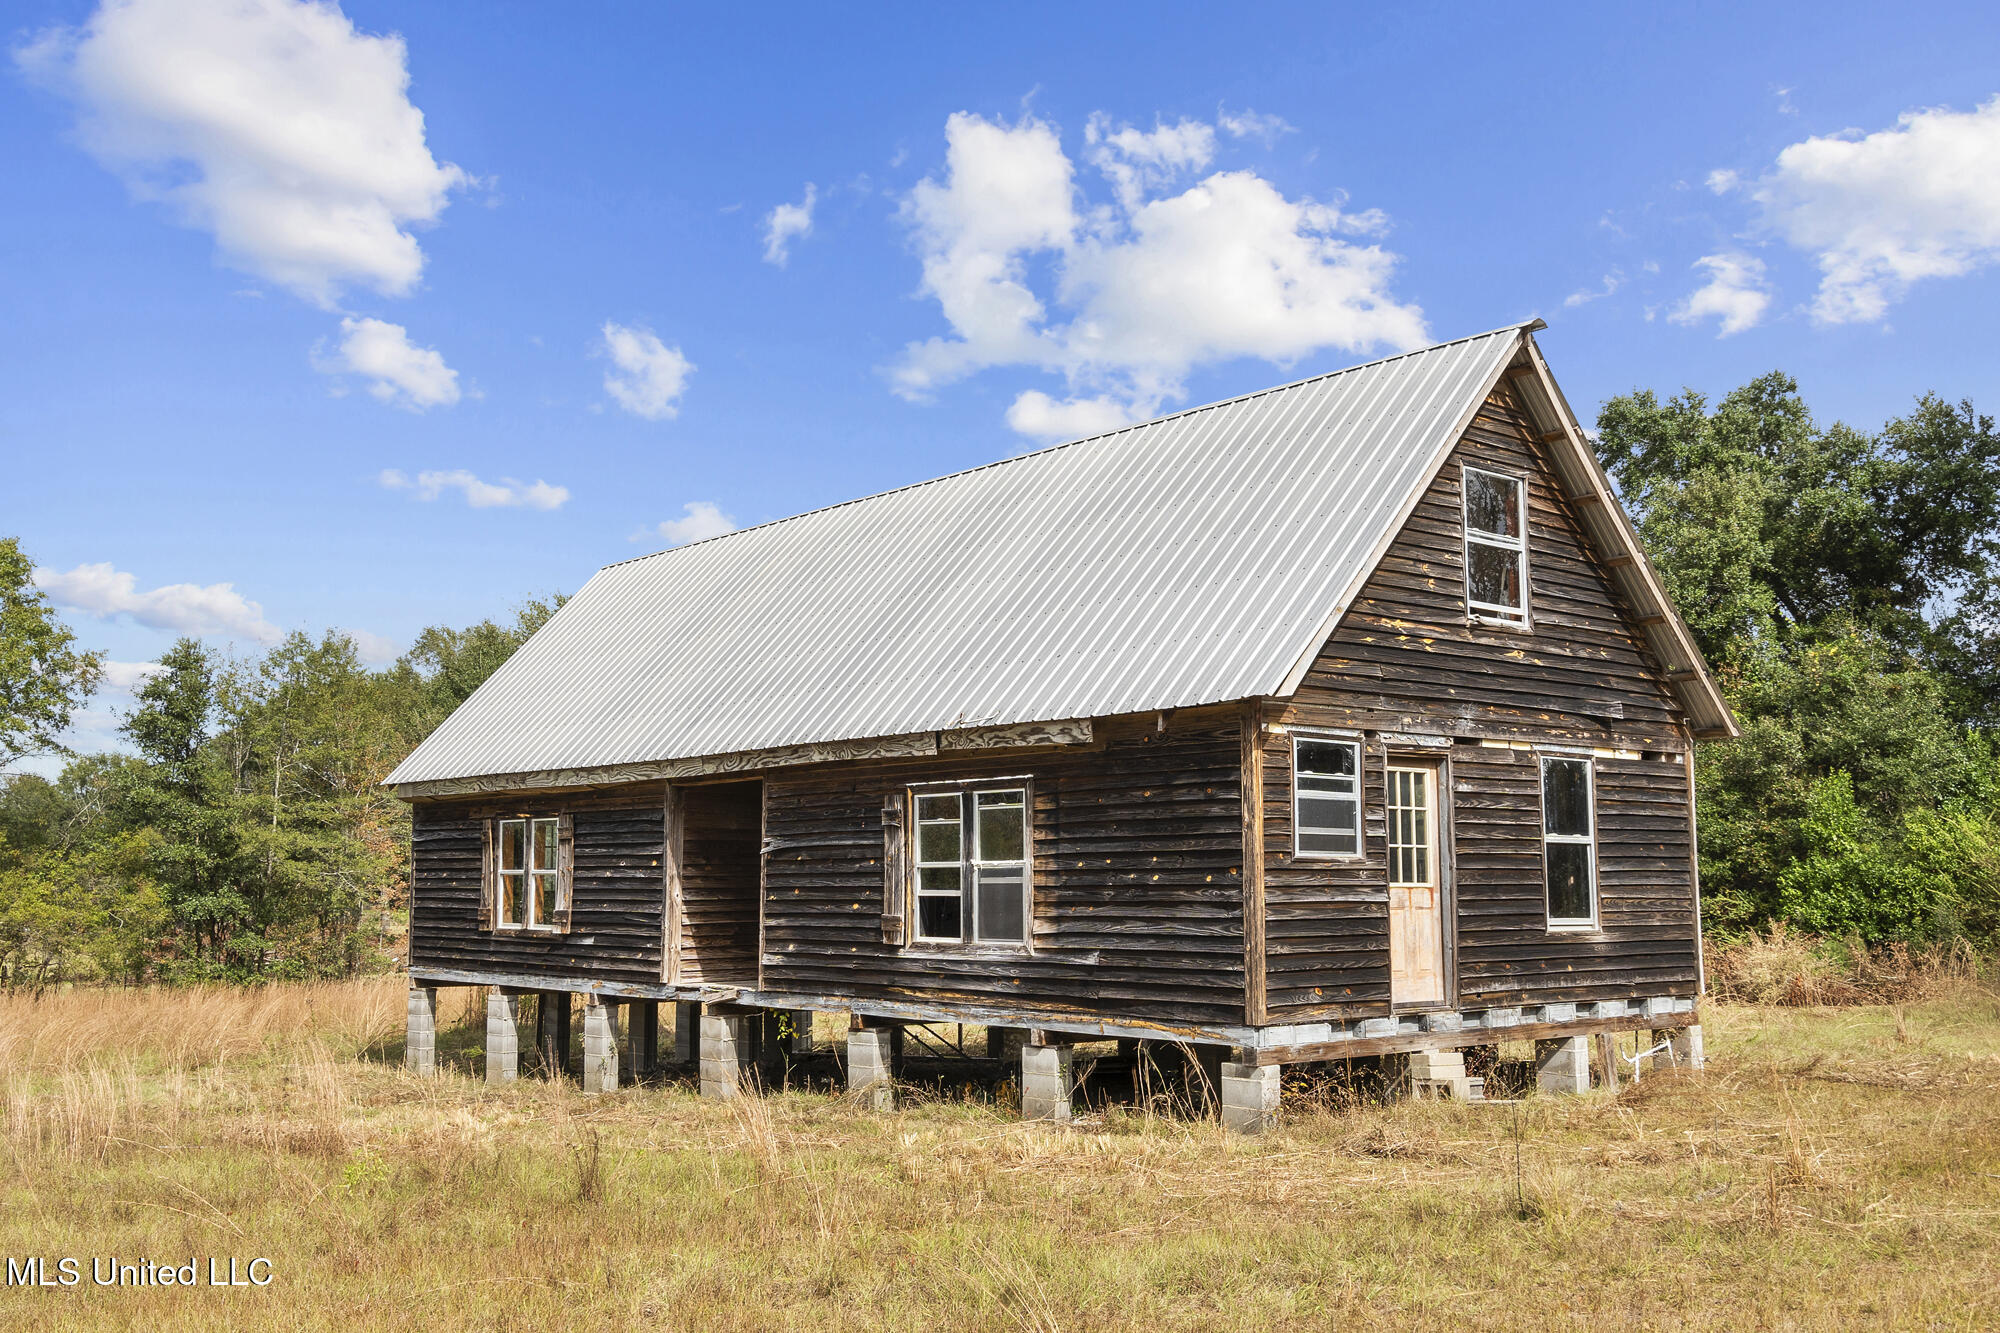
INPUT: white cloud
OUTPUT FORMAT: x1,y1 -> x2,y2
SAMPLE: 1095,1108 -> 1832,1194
655,501 -> 736,545
1005,390 -> 1140,442
1563,269 -> 1625,308
893,111 -> 1425,439
16,0 -> 468,308
1706,168 -> 1741,194
339,629 -> 399,664
101,659 -> 165,693
1217,107 -> 1295,145
601,321 -> 694,420
379,468 -> 568,510
1751,96 -> 2000,324
762,183 -> 817,266
1669,253 -> 1772,337
35,563 -> 282,643
318,316 -> 459,409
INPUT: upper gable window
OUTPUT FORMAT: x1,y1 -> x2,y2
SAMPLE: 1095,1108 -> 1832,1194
1463,466 -> 1529,626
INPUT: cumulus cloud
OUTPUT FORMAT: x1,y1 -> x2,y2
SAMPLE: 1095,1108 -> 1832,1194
892,110 -> 1425,440
379,469 -> 567,510
16,0 -> 468,308
1749,96 -> 2000,324
1669,253 -> 1772,337
318,317 -> 459,409
35,563 -> 282,643
655,501 -> 736,545
762,183 -> 817,266
601,321 -> 694,420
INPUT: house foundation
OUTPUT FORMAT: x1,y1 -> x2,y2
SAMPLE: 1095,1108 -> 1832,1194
1020,1038 -> 1073,1122
405,985 -> 437,1076
486,990 -> 524,1085
582,996 -> 619,1093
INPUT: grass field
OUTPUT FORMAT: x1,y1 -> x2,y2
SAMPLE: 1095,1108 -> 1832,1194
2,981 -> 1998,1331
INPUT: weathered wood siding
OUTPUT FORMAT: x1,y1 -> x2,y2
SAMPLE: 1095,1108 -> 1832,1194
678,780 -> 761,985
408,786 -> 666,985
1261,382 -> 1701,1019
761,709 -> 1247,1027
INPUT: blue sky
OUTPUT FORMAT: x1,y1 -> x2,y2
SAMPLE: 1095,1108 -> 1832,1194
8,1 -> 2000,763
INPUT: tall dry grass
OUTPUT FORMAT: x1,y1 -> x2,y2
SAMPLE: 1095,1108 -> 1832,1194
1706,923 -> 1990,1006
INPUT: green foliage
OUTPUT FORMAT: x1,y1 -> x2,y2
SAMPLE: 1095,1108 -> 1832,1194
0,537 -> 103,767
0,585 -> 562,985
1599,374 -> 2000,944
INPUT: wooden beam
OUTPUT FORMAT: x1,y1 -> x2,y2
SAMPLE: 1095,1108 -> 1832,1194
1563,491 -> 1605,506
1538,430 -> 1569,443
1604,555 -> 1636,569
1254,1010 -> 1676,1066
1240,698 -> 1268,1027
662,786 -> 685,984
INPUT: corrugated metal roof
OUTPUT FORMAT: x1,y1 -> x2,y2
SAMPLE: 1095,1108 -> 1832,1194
386,324 -> 1531,787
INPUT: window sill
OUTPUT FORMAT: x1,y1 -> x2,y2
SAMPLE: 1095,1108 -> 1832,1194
1468,613 -> 1533,633
1546,923 -> 1603,936
492,924 -> 565,935
904,942 -> 1034,960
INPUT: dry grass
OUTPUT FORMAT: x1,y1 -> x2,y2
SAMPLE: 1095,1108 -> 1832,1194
1707,924 -> 1987,1007
1,980 -> 1997,1331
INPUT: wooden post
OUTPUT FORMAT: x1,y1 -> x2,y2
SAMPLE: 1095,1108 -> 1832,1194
1240,699 -> 1268,1026
537,991 -> 572,1080
1595,1031 -> 1621,1093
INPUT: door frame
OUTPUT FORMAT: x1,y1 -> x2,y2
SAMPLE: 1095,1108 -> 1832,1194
1382,745 -> 1457,1012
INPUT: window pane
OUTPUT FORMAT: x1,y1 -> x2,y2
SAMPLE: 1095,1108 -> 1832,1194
1297,740 -> 1356,783
1465,470 -> 1521,539
975,791 -> 1025,862
1543,759 -> 1591,836
1467,541 -> 1523,611
532,871 -> 557,926
917,865 -> 961,895
1547,842 -> 1593,921
500,820 -> 525,872
1298,796 -> 1358,851
532,818 -> 559,871
916,793 -> 960,822
502,873 -> 526,926
917,894 -> 961,940
917,819 -> 961,863
975,867 -> 1026,942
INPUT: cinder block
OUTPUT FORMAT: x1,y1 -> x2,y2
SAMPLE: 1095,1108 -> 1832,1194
1641,995 -> 1677,1019
405,986 -> 438,1076
1354,1017 -> 1397,1039
789,1009 -> 817,1055
1422,1011 -> 1463,1034
1021,1041 -> 1074,1122
1593,999 -> 1627,1019
1220,1061 -> 1280,1134
1667,1024 -> 1705,1071
847,1027 -> 895,1110
1535,1036 -> 1590,1096
1541,1003 -> 1578,1024
582,998 -> 620,1094
672,1001 -> 701,1063
1482,1008 -> 1522,1029
486,991 -> 524,1085
700,1012 -> 753,1100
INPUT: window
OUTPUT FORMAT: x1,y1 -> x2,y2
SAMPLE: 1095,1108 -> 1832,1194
1385,766 -> 1434,886
1463,466 -> 1528,625
1540,757 -> 1596,928
495,815 -> 566,931
911,785 -> 1029,946
1294,737 -> 1361,857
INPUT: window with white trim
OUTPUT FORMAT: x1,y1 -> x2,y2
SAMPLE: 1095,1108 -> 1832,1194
1540,757 -> 1596,928
1294,737 -> 1361,857
912,786 -> 1029,946
497,816 -> 564,931
1463,466 -> 1529,625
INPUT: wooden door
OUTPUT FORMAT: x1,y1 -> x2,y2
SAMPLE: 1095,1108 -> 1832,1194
1386,762 -> 1447,1007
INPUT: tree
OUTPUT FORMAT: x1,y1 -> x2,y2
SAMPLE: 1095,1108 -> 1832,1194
1597,376 -> 2000,942
0,537 -> 102,768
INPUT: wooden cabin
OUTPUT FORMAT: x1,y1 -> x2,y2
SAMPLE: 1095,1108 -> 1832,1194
388,321 -> 1734,1129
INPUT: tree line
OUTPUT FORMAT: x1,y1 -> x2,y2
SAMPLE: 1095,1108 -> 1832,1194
2,368 -> 1997,986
